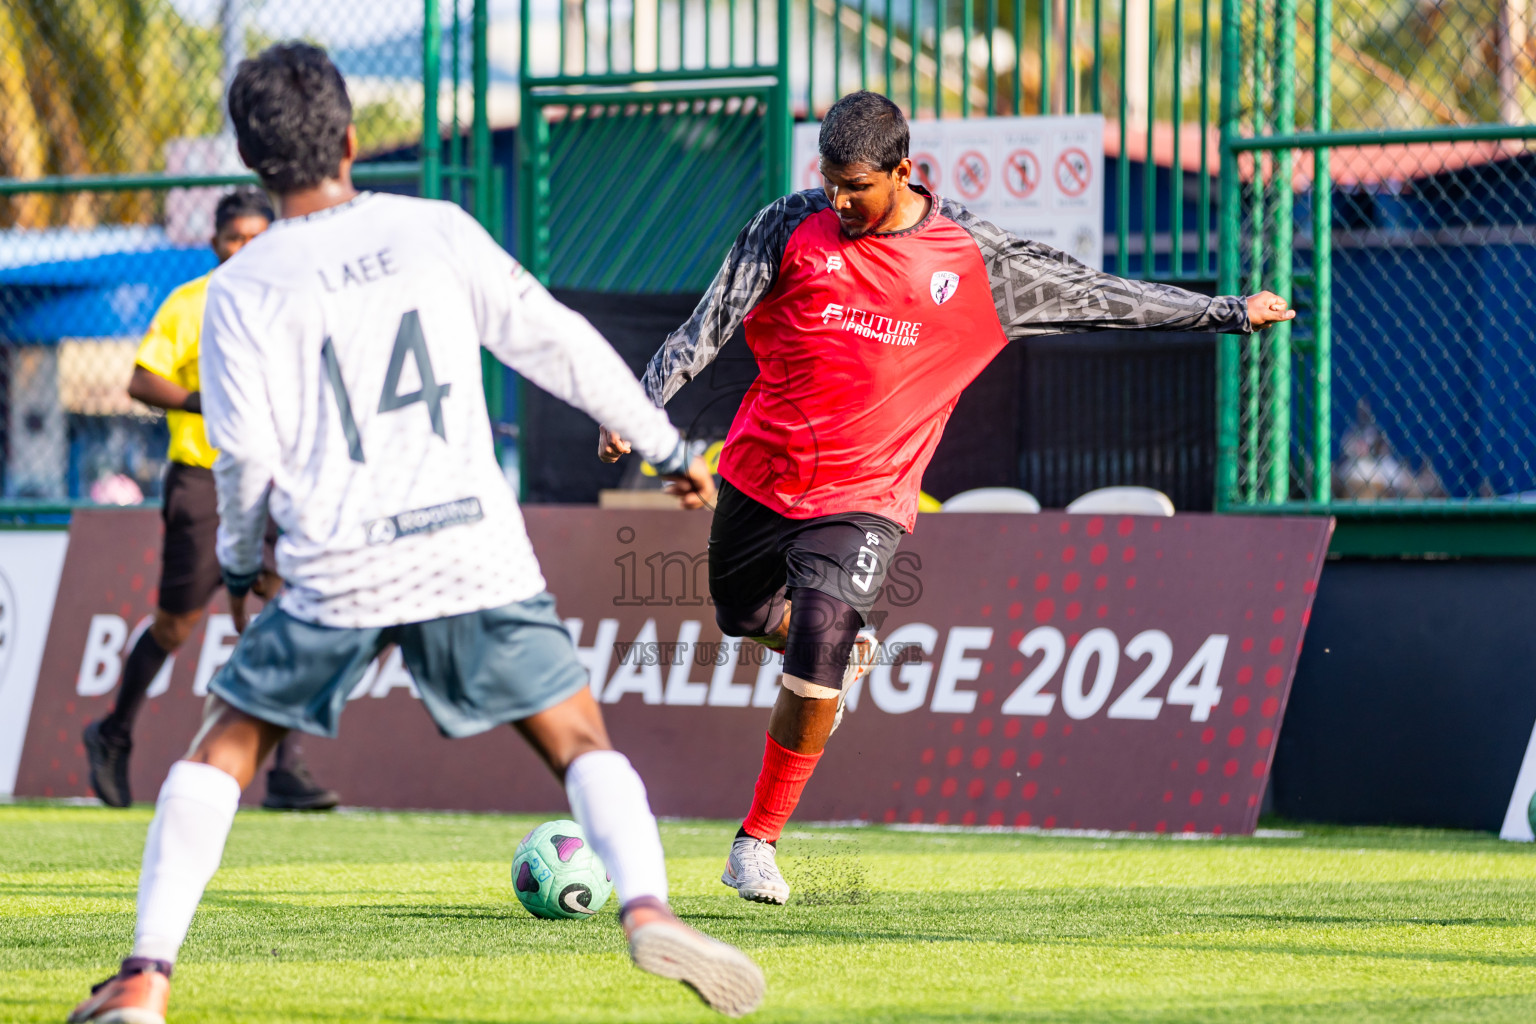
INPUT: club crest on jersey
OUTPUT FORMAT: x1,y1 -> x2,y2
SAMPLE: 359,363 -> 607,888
930,271 -> 960,305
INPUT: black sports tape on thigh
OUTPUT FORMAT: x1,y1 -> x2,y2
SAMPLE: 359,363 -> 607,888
782,587 -> 862,691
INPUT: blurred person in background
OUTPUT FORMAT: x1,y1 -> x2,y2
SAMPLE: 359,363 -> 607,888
81,188 -> 340,812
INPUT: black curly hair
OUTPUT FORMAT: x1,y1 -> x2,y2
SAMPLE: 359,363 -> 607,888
213,187 -> 274,231
228,42 -> 353,193
819,91 -> 909,172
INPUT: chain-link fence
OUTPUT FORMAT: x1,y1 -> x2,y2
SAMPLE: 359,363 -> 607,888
1224,0 -> 1536,509
0,0 -> 487,507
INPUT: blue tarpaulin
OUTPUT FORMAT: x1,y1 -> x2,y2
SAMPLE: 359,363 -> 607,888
0,247 -> 214,343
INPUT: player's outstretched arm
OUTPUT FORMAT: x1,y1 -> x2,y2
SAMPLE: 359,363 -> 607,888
486,266 -> 688,471
444,205 -> 684,477
199,281 -> 278,630
1000,240 -> 1253,335
943,200 -> 1288,338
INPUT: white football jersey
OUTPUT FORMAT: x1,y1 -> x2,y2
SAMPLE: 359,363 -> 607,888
200,193 -> 682,627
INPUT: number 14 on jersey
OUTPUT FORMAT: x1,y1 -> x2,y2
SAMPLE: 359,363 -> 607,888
323,310 -> 452,463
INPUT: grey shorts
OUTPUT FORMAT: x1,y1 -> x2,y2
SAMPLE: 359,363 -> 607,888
209,592 -> 588,739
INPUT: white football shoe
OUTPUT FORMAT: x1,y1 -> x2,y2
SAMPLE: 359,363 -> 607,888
628,918 -> 766,1017
829,630 -> 878,737
721,834 -> 791,905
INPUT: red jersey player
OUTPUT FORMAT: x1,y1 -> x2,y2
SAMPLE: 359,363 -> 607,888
600,91 -> 1295,905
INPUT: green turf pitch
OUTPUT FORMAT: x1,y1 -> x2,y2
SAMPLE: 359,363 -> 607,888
3,806 -> 1536,1022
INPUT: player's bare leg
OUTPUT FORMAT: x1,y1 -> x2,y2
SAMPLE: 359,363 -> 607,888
70,698 -> 285,1024
516,688 -> 765,1017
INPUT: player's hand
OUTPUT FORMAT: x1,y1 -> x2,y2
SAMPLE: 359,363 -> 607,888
598,426 -> 631,463
252,570 -> 283,601
229,590 -> 250,635
663,455 -> 717,510
1248,291 -> 1297,330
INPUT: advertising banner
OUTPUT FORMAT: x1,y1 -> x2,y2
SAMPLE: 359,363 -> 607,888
793,115 -> 1106,268
17,508 -> 1327,833
0,531 -> 70,795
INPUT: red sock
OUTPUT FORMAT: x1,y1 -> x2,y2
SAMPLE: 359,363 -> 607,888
741,733 -> 823,842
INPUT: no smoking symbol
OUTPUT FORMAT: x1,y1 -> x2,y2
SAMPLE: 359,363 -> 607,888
1055,147 -> 1092,197
955,150 -> 989,200
912,152 -> 941,192
1004,149 -> 1040,198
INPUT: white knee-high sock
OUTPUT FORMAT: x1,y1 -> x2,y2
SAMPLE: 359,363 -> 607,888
131,760 -> 242,963
564,750 -> 668,906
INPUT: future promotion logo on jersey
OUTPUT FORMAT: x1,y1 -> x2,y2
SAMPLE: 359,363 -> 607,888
930,271 -> 959,305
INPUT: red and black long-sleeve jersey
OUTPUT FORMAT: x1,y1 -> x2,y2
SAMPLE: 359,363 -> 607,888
643,187 -> 1253,531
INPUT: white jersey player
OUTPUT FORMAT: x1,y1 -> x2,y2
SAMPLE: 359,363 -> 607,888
203,189 -> 670,629
70,42 -> 762,1024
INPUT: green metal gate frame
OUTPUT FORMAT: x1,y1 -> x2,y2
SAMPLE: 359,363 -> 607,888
516,0 -> 794,279
515,0 -> 794,497
518,84 -> 784,287
1214,0 -> 1536,556
0,0 -> 499,523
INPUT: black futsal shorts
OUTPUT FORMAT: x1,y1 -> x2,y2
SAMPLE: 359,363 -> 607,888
157,462 -> 277,615
707,477 -> 904,629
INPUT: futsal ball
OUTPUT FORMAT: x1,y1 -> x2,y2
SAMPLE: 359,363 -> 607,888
511,819 -> 613,919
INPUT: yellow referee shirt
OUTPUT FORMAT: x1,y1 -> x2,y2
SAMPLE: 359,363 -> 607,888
134,273 -> 218,469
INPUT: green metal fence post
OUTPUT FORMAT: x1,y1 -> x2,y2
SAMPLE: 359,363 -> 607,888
1268,0 -> 1295,504
1014,0 -> 1024,114
775,0 -> 792,196
1143,0 -> 1156,276
1171,0 -> 1184,277
862,0 -> 871,89
423,0 -> 442,199
963,0 -> 974,116
835,0 -> 844,97
809,0 -> 818,114
1041,0 -> 1053,114
911,0 -> 921,115
1215,0 -> 1241,509
473,0 -> 492,222
1312,0 -> 1332,504
451,0 -> 463,207
517,0 -> 534,265
1244,1 -> 1267,502
1065,0 -> 1077,113
1117,0 -> 1129,275
1091,0 -> 1102,112
935,0 -> 945,116
987,0 -> 998,115
1199,0 -> 1210,276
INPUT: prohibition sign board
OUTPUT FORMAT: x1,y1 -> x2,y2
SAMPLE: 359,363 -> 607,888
954,150 -> 989,200
911,152 -> 941,192
1004,148 -> 1041,198
802,158 -> 820,189
1055,147 -> 1092,197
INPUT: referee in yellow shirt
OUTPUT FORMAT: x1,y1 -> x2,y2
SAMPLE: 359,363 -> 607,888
82,189 -> 339,811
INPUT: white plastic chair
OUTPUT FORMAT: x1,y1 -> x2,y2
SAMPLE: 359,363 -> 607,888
940,487 -> 1042,513
1065,486 -> 1175,517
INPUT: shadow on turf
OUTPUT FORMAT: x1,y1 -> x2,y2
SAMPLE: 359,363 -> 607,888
1116,935 -> 1536,968
1208,911 -> 1521,928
